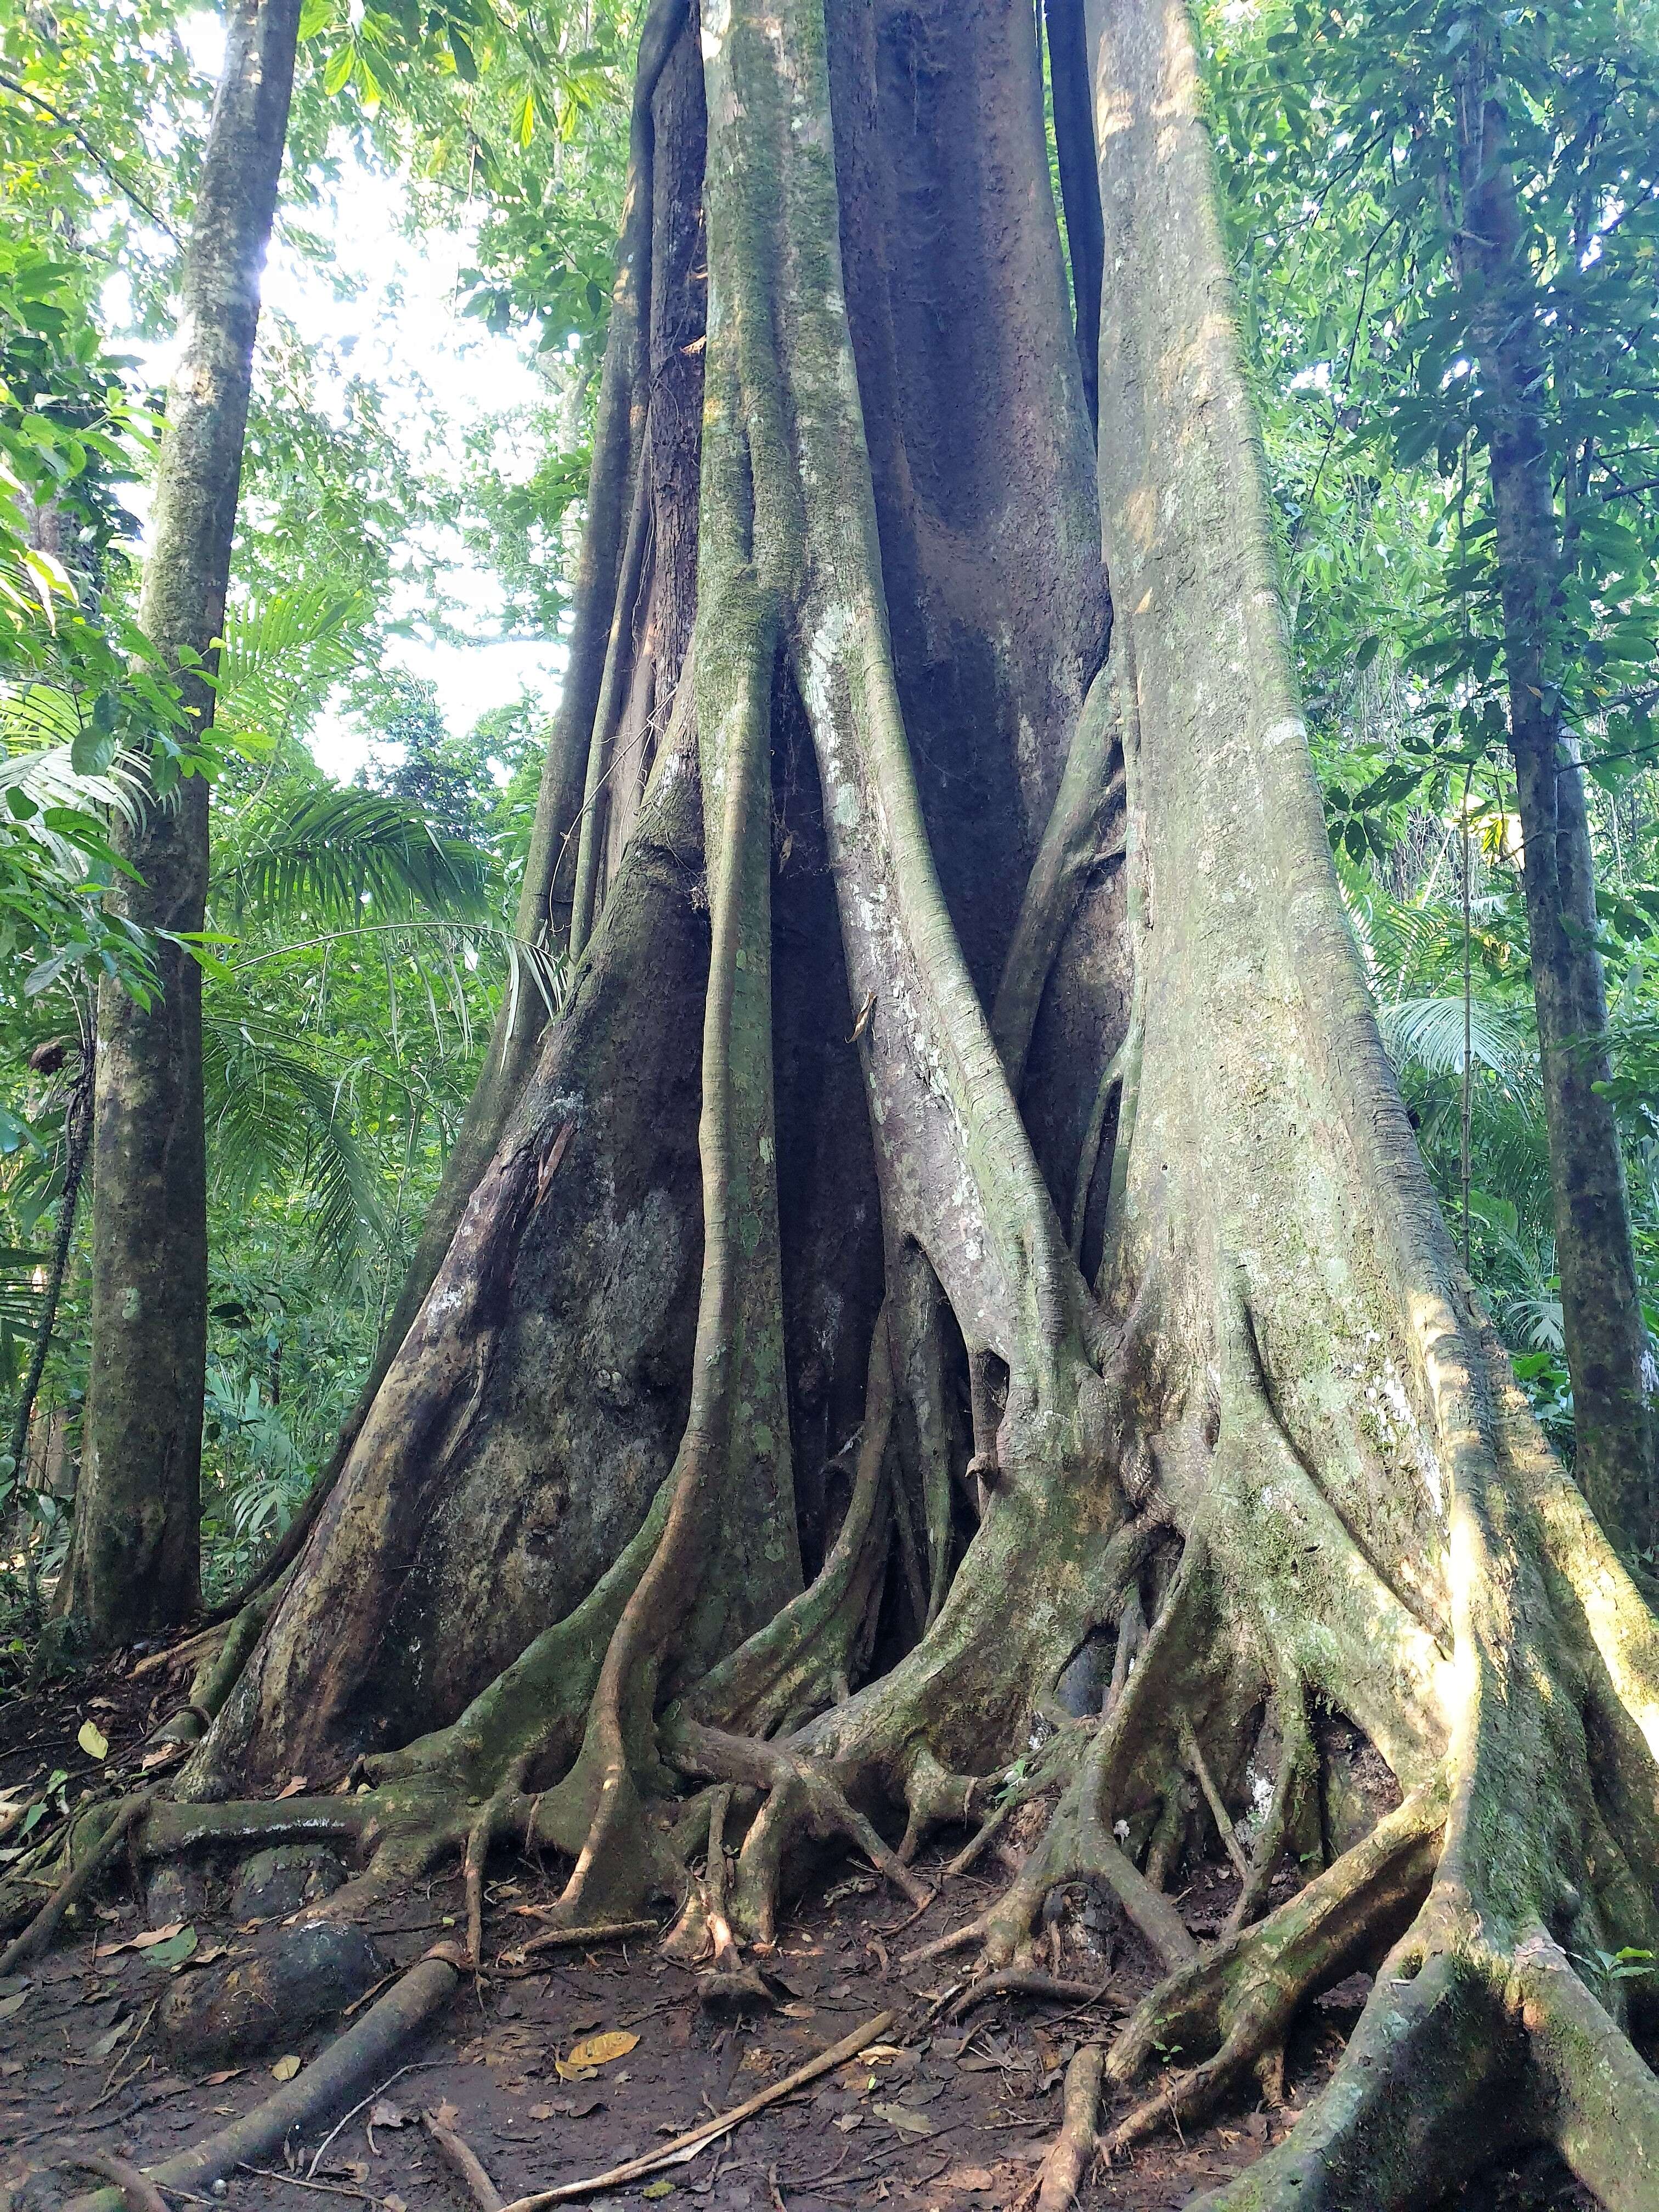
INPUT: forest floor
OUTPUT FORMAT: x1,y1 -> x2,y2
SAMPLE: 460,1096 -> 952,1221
0,1652 -> 1596,2212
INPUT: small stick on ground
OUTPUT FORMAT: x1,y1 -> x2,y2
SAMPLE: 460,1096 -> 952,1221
0,1793 -> 153,1976
425,2108 -> 505,2211
495,1917 -> 658,1967
67,2153 -> 170,2212
306,2063 -> 420,2179
494,2011 -> 897,2211
1031,2043 -> 1104,2212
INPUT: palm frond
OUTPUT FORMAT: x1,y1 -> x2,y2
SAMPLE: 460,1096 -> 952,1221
230,916 -> 569,1035
0,736 -> 143,828
0,1246 -> 49,1331
213,788 -> 492,928
1378,992 -> 1531,1081
213,586 -> 363,752
203,1014 -> 388,1278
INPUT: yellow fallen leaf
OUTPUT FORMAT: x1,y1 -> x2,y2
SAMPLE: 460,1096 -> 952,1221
565,2029 -> 639,2070
271,2055 -> 302,2081
77,1720 -> 109,1762
553,2059 -> 596,2083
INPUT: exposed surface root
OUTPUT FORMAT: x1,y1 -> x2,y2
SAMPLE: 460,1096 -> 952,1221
0,1793 -> 154,1975
667,1717 -> 930,1944
1103,1790 -> 1442,2149
947,1968 -> 1111,2022
54,1955 -> 461,2212
1031,2041 -> 1105,2212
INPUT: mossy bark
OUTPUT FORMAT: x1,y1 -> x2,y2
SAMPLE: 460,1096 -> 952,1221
66,0 -> 301,1641
133,3 -> 1659,2204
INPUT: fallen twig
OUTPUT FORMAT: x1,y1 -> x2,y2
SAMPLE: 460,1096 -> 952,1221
238,2166 -> 373,2202
425,2108 -> 504,2212
306,2061 -> 420,2177
495,2010 -> 897,2209
494,1916 -> 658,1968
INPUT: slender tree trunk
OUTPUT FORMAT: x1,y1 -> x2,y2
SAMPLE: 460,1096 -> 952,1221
1456,69 -> 1656,1551
64,0 -> 301,1641
12,1028 -> 94,1621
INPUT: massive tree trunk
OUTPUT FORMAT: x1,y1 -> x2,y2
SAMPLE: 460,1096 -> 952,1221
1454,58 -> 1657,1554
137,1 -> 1659,2202
64,0 -> 302,1640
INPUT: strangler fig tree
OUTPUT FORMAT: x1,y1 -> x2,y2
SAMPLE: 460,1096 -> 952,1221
87,1 -> 1659,2203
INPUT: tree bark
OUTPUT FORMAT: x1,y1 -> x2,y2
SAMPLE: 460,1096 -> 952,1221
65,0 -> 301,1640
1454,69 -> 1655,1553
1045,0 -> 1104,434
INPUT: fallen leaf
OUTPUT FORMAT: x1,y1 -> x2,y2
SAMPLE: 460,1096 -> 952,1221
382,2196 -> 407,2212
275,1777 -> 309,1800
88,1696 -> 117,1712
942,2169 -> 995,2193
642,2186 -> 675,2201
204,2069 -> 242,2086
0,1991 -> 30,2022
89,2019 -> 132,2059
528,2094 -> 603,2120
271,2055 -> 302,2081
566,2029 -> 639,2070
833,2113 -> 862,2134
368,2101 -> 404,2129
873,2101 -> 935,2138
553,2059 -> 597,2083
177,1943 -> 228,1973
140,1743 -> 187,1771
77,1720 -> 109,1762
95,1922 -> 184,1961
145,1927 -> 198,1970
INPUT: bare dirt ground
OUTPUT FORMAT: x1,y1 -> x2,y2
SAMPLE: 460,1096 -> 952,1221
0,1650 -> 1596,2212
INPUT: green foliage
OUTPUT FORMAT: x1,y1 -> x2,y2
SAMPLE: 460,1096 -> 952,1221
1206,0 -> 1659,1453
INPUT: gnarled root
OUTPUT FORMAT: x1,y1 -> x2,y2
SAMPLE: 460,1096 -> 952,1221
666,1716 -> 930,1944
1102,1788 -> 1442,2154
